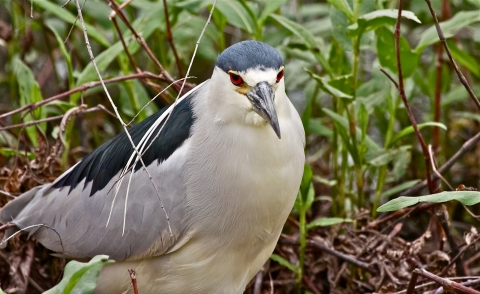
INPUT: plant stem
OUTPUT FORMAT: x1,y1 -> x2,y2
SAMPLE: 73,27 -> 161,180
297,204 -> 306,292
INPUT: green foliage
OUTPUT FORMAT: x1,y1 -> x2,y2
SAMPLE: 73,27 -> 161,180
2,0 -> 480,291
377,191 -> 480,212
44,255 -> 114,293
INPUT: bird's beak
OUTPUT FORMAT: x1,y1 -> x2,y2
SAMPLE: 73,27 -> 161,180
246,81 -> 281,139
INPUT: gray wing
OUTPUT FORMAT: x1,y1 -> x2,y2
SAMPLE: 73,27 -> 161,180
9,149 -> 189,261
0,82 -> 207,261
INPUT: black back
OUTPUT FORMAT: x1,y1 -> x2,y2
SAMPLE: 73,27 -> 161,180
53,86 -> 201,196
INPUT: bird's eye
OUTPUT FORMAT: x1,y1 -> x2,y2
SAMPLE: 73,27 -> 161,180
276,69 -> 284,83
229,73 -> 243,86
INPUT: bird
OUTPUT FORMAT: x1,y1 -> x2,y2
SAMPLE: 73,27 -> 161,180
0,40 -> 305,293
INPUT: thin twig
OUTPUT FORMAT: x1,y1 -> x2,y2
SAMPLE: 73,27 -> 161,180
106,0 -> 193,94
403,131 -> 480,195
0,224 -> 64,253
0,72 -> 165,120
436,206 -> 466,276
0,246 -> 45,293
395,277 -> 480,294
72,0 -> 172,234
0,105 -> 106,131
406,268 -> 480,294
428,144 -> 454,191
308,239 -> 377,274
424,0 -> 480,110
440,234 -> 480,276
162,0 -> 183,77
128,269 -> 139,294
392,2 -> 436,194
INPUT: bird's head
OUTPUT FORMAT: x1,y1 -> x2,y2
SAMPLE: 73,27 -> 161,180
210,41 -> 285,139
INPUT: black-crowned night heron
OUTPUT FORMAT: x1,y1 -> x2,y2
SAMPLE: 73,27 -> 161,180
0,40 -> 305,293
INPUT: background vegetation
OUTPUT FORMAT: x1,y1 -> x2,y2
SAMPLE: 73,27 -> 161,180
1,0 -> 480,293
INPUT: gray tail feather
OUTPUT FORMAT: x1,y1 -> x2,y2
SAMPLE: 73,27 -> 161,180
0,186 -> 43,248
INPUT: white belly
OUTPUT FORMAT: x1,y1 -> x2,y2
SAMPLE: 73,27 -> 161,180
95,106 -> 304,294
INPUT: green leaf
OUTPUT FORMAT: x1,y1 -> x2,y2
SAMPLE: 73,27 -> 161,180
270,14 -> 330,72
0,148 -> 36,160
390,122 -> 447,146
44,255 -> 114,294
48,24 -> 74,90
466,0 -> 480,8
216,0 -> 255,35
348,9 -> 420,36
377,191 -> 480,212
13,57 -> 45,146
306,217 -> 353,230
305,182 -> 315,210
447,40 -> 480,78
416,11 -> 480,53
259,0 -> 289,25
376,27 -> 419,77
270,254 -> 299,274
301,164 -> 313,197
369,146 -> 411,167
381,180 -> 420,199
35,0 -> 109,47
74,42 -> 126,88
326,0 -> 353,21
74,8 -> 161,91
322,108 -> 382,152
305,68 -> 352,99
309,119 -> 333,137
330,6 -> 351,51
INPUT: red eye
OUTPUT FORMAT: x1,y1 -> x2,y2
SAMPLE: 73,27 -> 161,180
276,69 -> 284,83
229,72 -> 243,86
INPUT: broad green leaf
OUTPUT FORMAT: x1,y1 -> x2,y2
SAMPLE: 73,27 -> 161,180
390,122 -> 447,146
326,0 -> 353,21
305,68 -> 352,99
447,40 -> 480,78
74,10 -> 160,98
35,0 -> 109,47
416,11 -> 480,53
44,255 -> 114,294
270,254 -> 299,274
13,57 -> 45,146
376,27 -> 419,77
348,9 -> 420,36
309,119 -> 333,137
381,180 -> 420,199
270,14 -> 330,72
216,0 -> 255,35
307,217 -> 353,230
330,6 -> 351,51
377,191 -> 480,212
0,148 -> 36,160
466,0 -> 480,8
74,42 -> 126,88
328,39 -> 351,76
